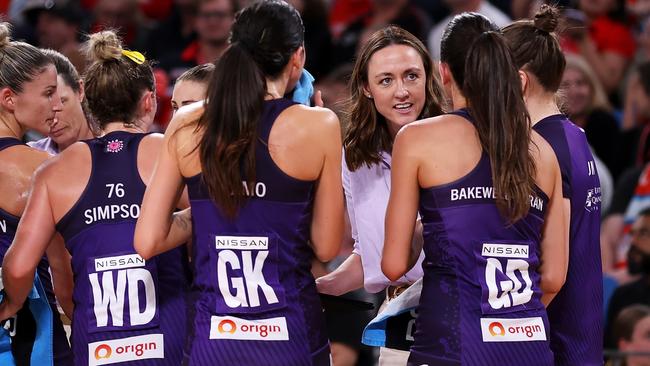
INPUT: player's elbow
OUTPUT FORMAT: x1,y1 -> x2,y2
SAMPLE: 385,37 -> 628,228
312,241 -> 340,262
311,224 -> 343,262
381,260 -> 406,282
3,259 -> 33,283
133,233 -> 156,261
541,271 -> 566,295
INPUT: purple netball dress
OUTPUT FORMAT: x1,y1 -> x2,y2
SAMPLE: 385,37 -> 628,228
55,132 -> 190,366
184,98 -> 330,366
0,137 -> 73,366
533,115 -> 603,365
409,110 -> 553,366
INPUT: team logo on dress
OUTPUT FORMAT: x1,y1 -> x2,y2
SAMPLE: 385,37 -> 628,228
585,187 -> 602,213
106,139 -> 124,153
209,316 -> 289,341
488,321 -> 506,336
94,344 -> 112,360
88,334 -> 163,365
480,317 -> 546,342
218,319 -> 237,334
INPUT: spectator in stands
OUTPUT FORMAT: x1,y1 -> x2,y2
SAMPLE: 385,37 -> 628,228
178,0 -> 237,70
90,0 -> 151,50
561,0 -> 635,95
331,0 -> 431,70
623,62 -> 650,132
328,0 -> 371,40
561,54 -> 622,178
610,305 -> 650,365
600,159 -> 650,278
605,209 -> 650,348
146,0 -> 198,82
22,0 -> 87,73
80,0 -> 173,21
28,49 -> 93,154
427,0 -> 510,60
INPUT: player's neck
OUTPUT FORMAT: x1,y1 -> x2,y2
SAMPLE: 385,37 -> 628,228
101,121 -> 146,135
526,92 -> 561,126
450,85 -> 467,111
0,113 -> 24,140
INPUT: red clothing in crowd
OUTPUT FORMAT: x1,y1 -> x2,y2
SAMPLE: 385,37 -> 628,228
562,16 -> 636,59
80,0 -> 173,21
328,0 -> 371,39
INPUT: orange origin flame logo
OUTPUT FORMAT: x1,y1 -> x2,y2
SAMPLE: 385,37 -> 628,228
489,322 -> 506,336
94,344 -> 112,359
218,319 -> 237,334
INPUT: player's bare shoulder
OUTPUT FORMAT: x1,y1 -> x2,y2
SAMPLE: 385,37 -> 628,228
36,141 -> 90,182
284,104 -> 341,143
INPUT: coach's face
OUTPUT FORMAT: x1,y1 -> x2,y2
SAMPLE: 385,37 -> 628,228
364,44 -> 426,138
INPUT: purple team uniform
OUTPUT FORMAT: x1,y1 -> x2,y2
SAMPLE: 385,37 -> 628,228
409,110 -> 553,366
55,132 -> 190,366
533,114 -> 603,365
184,98 -> 330,365
0,137 -> 73,366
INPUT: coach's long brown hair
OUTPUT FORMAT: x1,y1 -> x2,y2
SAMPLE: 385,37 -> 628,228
343,26 -> 445,171
441,13 -> 535,223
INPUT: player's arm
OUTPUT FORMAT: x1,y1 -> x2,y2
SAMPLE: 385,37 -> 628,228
382,126 -> 420,281
310,109 -> 344,262
46,233 -> 74,319
539,146 -> 569,306
134,115 -> 193,260
316,161 -> 364,295
0,165 -> 58,320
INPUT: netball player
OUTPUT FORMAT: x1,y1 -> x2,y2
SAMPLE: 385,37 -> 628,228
0,30 -> 191,365
382,13 -> 567,365
0,22 -> 72,365
134,1 -> 344,365
171,63 -> 214,115
28,49 -> 93,155
315,25 -> 445,363
503,6 -> 603,365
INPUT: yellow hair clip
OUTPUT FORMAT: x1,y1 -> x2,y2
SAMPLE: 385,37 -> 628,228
121,49 -> 145,65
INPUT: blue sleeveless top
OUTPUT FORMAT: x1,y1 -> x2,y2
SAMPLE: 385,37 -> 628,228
184,98 -> 330,365
55,131 -> 190,366
409,110 -> 553,366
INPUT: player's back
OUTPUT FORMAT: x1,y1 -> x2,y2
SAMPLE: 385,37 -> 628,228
184,98 -> 330,366
55,131 -> 190,366
409,110 -> 554,366
533,115 -> 603,365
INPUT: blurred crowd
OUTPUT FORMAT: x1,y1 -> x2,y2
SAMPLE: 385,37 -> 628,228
2,0 -> 650,365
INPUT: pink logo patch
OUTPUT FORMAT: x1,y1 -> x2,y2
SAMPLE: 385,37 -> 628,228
106,139 -> 124,153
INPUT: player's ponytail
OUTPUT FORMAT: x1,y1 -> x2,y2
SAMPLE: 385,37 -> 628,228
197,0 -> 304,217
441,13 -> 535,223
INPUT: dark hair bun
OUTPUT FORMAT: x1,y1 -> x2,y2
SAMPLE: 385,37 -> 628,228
533,4 -> 559,33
